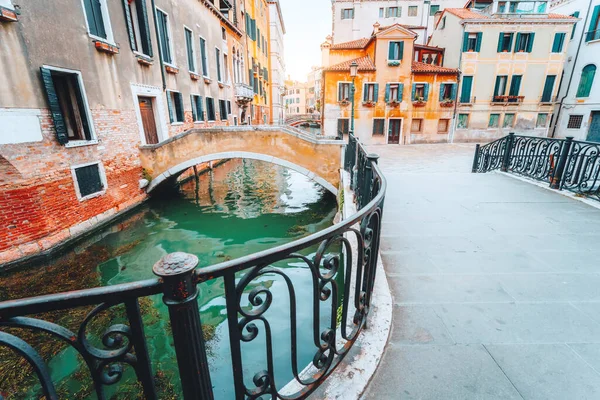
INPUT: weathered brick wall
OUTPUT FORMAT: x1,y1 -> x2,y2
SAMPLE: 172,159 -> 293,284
0,109 -> 146,264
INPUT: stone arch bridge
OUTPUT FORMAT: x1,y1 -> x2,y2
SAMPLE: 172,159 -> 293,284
139,126 -> 343,195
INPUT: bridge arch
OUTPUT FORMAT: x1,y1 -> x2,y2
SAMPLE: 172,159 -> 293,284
147,151 -> 338,194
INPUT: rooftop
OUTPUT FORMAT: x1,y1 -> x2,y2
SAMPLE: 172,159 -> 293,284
411,61 -> 459,74
325,56 -> 376,72
331,38 -> 370,50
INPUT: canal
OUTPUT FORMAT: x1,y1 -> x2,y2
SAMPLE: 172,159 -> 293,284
0,159 -> 338,399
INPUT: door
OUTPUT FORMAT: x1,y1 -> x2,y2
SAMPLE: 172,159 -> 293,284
138,96 -> 159,145
388,119 -> 401,144
587,112 -> 600,143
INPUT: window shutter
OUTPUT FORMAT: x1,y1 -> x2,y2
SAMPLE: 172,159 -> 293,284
388,42 -> 394,60
398,83 -> 404,101
399,41 -> 404,60
40,67 -> 68,145
497,32 -> 503,52
451,84 -> 457,100
198,97 -> 204,120
462,32 -> 469,52
514,33 -> 521,52
439,83 -> 445,101
475,33 -> 483,52
510,75 -> 522,96
587,6 -> 600,42
139,0 -> 153,57
552,33 -> 559,52
508,33 -> 514,51
571,11 -> 580,39
411,83 -> 417,100
385,84 -> 390,102
461,76 -> 473,103
166,91 -> 174,123
526,33 -> 535,52
374,83 -> 379,101
423,83 -> 430,101
91,0 -> 106,39
227,101 -> 231,114
577,65 -> 596,97
493,76 -> 501,97
122,0 -> 137,51
178,92 -> 184,121
191,95 -> 197,121
542,75 -> 556,102
363,84 -> 368,102
338,83 -> 342,101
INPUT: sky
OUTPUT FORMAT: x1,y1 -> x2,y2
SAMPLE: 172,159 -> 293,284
279,0 -> 332,82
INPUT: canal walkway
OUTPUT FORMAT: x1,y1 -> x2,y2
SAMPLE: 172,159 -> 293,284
363,144 -> 600,399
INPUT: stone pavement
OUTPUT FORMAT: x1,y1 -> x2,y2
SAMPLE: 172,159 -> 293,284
362,144 -> 600,400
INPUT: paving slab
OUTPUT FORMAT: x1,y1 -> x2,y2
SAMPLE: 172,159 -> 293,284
363,144 -> 600,400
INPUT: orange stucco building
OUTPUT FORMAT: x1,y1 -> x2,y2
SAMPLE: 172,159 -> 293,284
321,23 -> 459,144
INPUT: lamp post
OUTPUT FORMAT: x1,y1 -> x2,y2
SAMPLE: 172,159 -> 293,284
349,61 -> 359,136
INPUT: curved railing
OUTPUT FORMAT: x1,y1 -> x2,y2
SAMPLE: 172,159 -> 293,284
0,137 -> 386,400
473,133 -> 600,201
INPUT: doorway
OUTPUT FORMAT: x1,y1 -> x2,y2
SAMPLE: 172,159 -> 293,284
138,96 -> 159,144
388,119 -> 402,144
587,111 -> 600,143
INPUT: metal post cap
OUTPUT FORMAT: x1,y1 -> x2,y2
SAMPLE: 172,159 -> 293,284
153,252 -> 199,277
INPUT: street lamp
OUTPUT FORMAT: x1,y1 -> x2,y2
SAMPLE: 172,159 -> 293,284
349,61 -> 358,136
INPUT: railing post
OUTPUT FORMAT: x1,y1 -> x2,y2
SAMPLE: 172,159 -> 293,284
501,133 -> 515,172
551,136 -> 574,190
472,144 -> 481,173
153,252 -> 214,400
364,154 -> 380,208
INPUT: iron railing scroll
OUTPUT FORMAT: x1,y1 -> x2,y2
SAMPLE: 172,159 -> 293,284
473,133 -> 600,201
0,140 -> 386,400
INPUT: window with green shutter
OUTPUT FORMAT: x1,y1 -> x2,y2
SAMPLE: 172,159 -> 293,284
388,41 -> 404,61
586,5 -> 600,42
206,97 -> 216,121
123,0 -> 152,56
463,32 -> 482,52
552,33 -> 566,53
509,75 -> 522,98
489,114 -> 500,128
514,33 -> 534,52
497,32 -> 514,52
571,11 -> 580,40
493,76 -> 508,98
166,91 -> 184,123
429,5 -> 440,16
541,75 -> 556,102
458,114 -> 469,129
219,100 -> 228,120
191,95 -> 204,122
385,83 -> 403,103
216,48 -> 222,82
200,37 -> 209,77
439,83 -> 456,101
576,64 -> 596,98
185,28 -> 195,72
156,9 -> 172,64
83,0 -> 107,39
363,83 -> 379,102
460,76 -> 473,103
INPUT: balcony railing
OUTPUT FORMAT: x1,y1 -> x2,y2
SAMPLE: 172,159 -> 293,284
234,83 -> 254,100
0,141 -> 386,400
491,95 -> 525,104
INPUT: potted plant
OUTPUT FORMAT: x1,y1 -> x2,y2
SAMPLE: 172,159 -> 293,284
413,96 -> 426,107
363,100 -> 376,107
388,60 -> 400,67
440,98 -> 454,107
388,100 -> 400,107
338,99 -> 350,106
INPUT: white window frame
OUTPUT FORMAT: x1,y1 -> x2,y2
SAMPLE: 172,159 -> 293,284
363,82 -> 377,102
337,81 -> 351,102
167,90 -> 185,125
184,25 -> 196,73
42,65 -> 98,148
199,35 -> 210,78
80,0 -> 115,44
129,0 -> 150,57
131,83 -> 169,145
191,93 -> 204,123
389,82 -> 402,102
206,96 -> 216,121
70,161 -> 108,201
155,7 -> 176,67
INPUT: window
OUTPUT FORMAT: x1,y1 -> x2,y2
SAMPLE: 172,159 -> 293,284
338,82 -> 350,101
536,113 -> 548,128
541,75 -> 556,102
568,115 -> 583,129
489,114 -> 500,128
509,75 -> 522,99
215,48 -> 223,82
199,37 -> 209,77
166,90 -> 184,123
586,5 -> 600,42
185,28 -> 195,72
439,83 -> 456,101
373,119 -> 385,135
514,32 -> 534,52
412,83 -> 429,101
430,5 -> 440,15
206,97 -> 216,121
571,11 -> 580,40
379,7 -> 384,17
497,32 -> 514,52
296,89 -> 300,94
257,28 -> 261,48
441,16 -> 446,29
503,113 -> 515,128
458,114 -> 469,129
493,76 -> 508,98
156,9 -> 173,64
337,118 -> 349,136
73,162 -> 105,199
219,100 -> 228,120
552,33 -> 566,53
224,54 -> 229,83
386,83 -> 403,102
123,0 -> 152,56
363,83 -> 379,102
576,64 -> 596,98
463,32 -> 482,52
388,41 -> 404,61
408,6 -> 418,16
40,67 -> 94,145
460,76 -> 473,103
191,95 -> 204,122
438,119 -> 449,133
387,7 -> 400,17
341,8 -> 354,19
227,100 -> 232,115
222,27 -> 227,40
82,0 -> 111,41
411,118 -> 423,133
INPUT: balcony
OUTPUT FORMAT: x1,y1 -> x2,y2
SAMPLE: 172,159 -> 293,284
235,83 -> 254,104
491,95 -> 525,105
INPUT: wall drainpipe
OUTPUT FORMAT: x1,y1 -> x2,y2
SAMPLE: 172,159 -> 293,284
150,0 -> 167,91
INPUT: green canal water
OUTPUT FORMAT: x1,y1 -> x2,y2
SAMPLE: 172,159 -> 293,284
0,159 -> 338,399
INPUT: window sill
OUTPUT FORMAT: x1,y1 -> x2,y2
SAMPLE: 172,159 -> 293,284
78,190 -> 106,202
94,40 -> 119,55
136,54 -> 154,66
190,72 -> 201,80
204,77 -> 213,84
65,139 -> 99,148
586,38 -> 600,45
165,64 -> 179,74
171,122 -> 184,126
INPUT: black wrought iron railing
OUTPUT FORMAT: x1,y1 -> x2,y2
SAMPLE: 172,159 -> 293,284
473,133 -> 600,201
0,139 -> 386,400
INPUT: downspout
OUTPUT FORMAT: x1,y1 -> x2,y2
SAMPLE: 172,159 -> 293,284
450,22 -> 466,143
150,0 -> 167,90
551,0 -> 593,138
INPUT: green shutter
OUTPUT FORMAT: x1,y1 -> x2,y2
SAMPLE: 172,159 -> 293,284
398,84 -> 404,101
83,0 -> 106,39
587,6 -> 600,41
576,65 -> 596,97
385,84 -> 390,102
399,42 -> 404,60
388,42 -> 395,60
514,33 -> 521,52
191,95 -> 197,121
177,92 -> 184,122
493,76 -> 501,97
462,32 -> 469,52
460,76 -> 473,103
508,33 -> 514,51
423,83 -> 430,101
526,32 -> 535,52
439,83 -> 445,101
509,75 -> 522,96
451,84 -> 457,100
552,33 -> 560,52
122,0 -> 137,51
411,84 -> 417,100
166,91 -> 174,123
374,83 -> 379,102
40,67 -> 68,145
542,75 -> 556,102
139,0 -> 153,56
475,33 -> 482,52
497,32 -> 504,52
186,30 -> 194,71
571,11 -> 580,40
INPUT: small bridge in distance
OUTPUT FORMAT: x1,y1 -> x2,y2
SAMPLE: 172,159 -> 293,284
285,114 -> 322,128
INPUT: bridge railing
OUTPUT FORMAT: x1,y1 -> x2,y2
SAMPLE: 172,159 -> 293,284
473,133 -> 600,201
0,141 -> 386,399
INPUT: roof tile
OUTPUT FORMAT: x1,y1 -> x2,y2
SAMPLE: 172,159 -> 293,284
331,38 -> 370,50
411,62 -> 459,74
326,56 -> 376,72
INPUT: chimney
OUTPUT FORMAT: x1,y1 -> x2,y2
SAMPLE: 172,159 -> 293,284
373,22 -> 381,35
321,35 -> 332,67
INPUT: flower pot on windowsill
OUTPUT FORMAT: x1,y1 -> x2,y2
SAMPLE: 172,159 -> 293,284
338,100 -> 350,107
387,60 -> 401,67
387,100 -> 400,107
440,100 -> 454,107
362,101 -> 376,107
412,98 -> 426,107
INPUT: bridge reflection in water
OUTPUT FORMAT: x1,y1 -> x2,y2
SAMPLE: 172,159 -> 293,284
0,136 -> 385,400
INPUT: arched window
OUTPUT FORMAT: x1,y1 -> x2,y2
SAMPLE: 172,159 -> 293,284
576,64 -> 596,98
